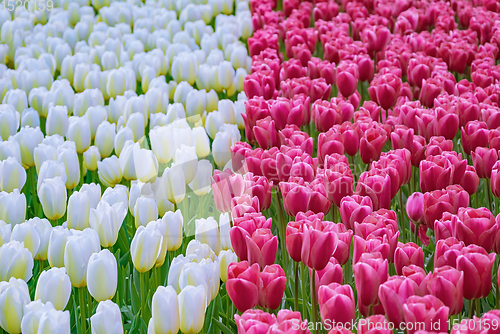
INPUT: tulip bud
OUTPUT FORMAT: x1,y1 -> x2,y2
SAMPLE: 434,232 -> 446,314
0,156 -> 26,193
90,300 -> 123,334
90,201 -> 127,248
163,166 -> 186,205
0,189 -> 26,226
178,285 -> 207,334
195,217 -> 221,255
192,127 -> 210,158
66,190 -> 91,231
11,222 -> 40,259
218,249 -> 237,283
149,286 -> 180,334
134,196 -> 159,228
107,69 -> 127,99
0,277 -> 31,334
34,267 -> 71,311
0,104 -> 20,141
21,300 -> 56,334
98,156 -> 123,188
14,126 -> 44,168
64,231 -> 97,288
0,240 -> 34,282
0,136 -> 22,163
46,106 -> 69,137
171,53 -> 198,85
87,249 -> 117,302
150,126 -> 175,164
68,116 -> 91,154
25,218 -> 52,261
48,227 -> 72,268
95,121 -> 116,159
57,144 -> 80,190
174,145 -> 198,185
39,177 -> 67,221
131,225 -> 162,273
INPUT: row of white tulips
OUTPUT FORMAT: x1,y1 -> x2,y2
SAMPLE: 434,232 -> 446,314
0,0 -> 251,332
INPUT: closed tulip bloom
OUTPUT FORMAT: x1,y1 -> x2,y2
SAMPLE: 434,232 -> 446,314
39,177 -> 67,221
360,127 -> 388,164
246,228 -> 278,269
34,144 -> 58,176
98,156 -> 123,187
0,277 -> 30,334
163,166 -> 186,205
174,145 -> 198,185
378,276 -> 419,326
0,136 -> 21,163
426,266 -> 463,315
0,157 -> 26,193
34,267 -> 71,311
302,220 -> 338,271
258,264 -> 286,310
457,251 -> 496,300
472,147 -> 498,179
219,249 -> 237,283
106,69 -> 127,99
0,189 -> 26,226
159,210 -> 182,252
455,207 -> 497,252
189,160 -> 212,196
134,196 -> 158,228
394,243 -> 424,275
91,300 -> 123,334
171,53 -> 198,85
46,106 -> 69,137
11,223 -> 40,259
149,286 -> 180,334
0,105 -> 19,141
340,195 -> 373,231
403,295 -> 449,334
67,116 -> 91,154
235,309 -> 277,334
178,285 -> 207,334
150,126 -> 175,164
37,307 -> 70,334
178,261 -> 212,302
87,249 -> 117,302
195,217 -> 221,255
406,192 -> 425,225
318,283 -> 356,325
21,300 -> 56,334
57,144 -> 80,189
0,240 -> 34,282
114,127 -> 134,158
47,227 -> 72,268
64,232 -> 95,288
95,121 -> 116,159
131,225 -> 162,273
14,126 -> 43,168
227,261 -> 260,312
213,131 -> 235,169
66,191 -> 91,230
84,146 -> 101,172
353,253 -> 388,315
90,201 -> 127,248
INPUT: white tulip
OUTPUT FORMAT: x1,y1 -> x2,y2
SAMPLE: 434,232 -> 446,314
0,277 -> 31,334
34,267 -> 71,311
0,136 -> 21,163
195,217 -> 221,255
87,249 -> 117,302
57,144 -> 80,189
178,285 -> 207,334
90,300 -> 123,334
84,146 -> 101,171
0,189 -> 26,226
39,177 -> 67,221
13,126 -> 43,168
90,201 -> 126,248
134,196 -> 158,228
149,286 -> 180,334
218,249 -> 237,282
131,225 -> 162,273
0,240 -> 33,282
150,126 -> 175,164
163,166 -> 186,205
97,156 -> 123,188
46,105 -> 69,137
11,222 -> 40,259
67,190 -> 91,231
95,121 -> 116,158
0,156 -> 26,193
114,127 -> 134,157
189,159 -> 212,196
68,116 -> 91,154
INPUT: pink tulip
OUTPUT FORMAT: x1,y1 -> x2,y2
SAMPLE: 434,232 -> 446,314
246,228 -> 278,269
330,223 -> 353,265
231,195 -> 260,219
361,25 -> 391,55
412,135 -> 427,167
280,59 -> 307,82
336,61 -> 359,98
212,169 -> 246,213
426,266 -> 464,315
270,97 -> 306,130
244,174 -> 273,211
491,161 -> 500,199
457,250 -> 496,300
460,165 -> 479,195
472,147 -> 498,179
391,125 -> 414,152
423,186 -> 469,229
394,242 -> 425,275
268,310 -> 311,334
308,58 -> 335,85
356,172 -> 392,211
258,264 -> 287,310
323,163 -> 354,207
227,261 -> 260,312
434,237 -> 465,269
231,213 -> 272,261
286,221 -> 304,263
368,73 -> 402,110
358,315 -> 392,334
403,295 -> 449,334
406,192 -> 425,225
301,220 -> 338,271
489,127 -> 500,152
340,195 -> 373,230
419,156 -> 454,193
434,212 -> 458,241
235,309 -> 277,334
317,129 -> 344,165
425,136 -> 453,157
461,121 -> 489,155
310,257 -> 343,296
318,283 -> 356,326
353,235 -> 390,264
402,265 -> 430,296
338,123 -> 359,157
279,125 -> 313,156
244,70 -> 277,100
254,116 -> 281,149
280,179 -> 331,217
353,253 -> 388,316
455,207 -> 497,252
379,276 -> 420,327
360,127 -> 388,164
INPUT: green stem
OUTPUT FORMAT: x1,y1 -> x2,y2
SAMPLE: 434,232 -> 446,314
469,299 -> 474,318
28,167 -> 39,217
414,223 -> 419,245
140,271 -> 146,325
399,189 -> 406,244
311,269 -> 319,334
78,287 -> 87,334
487,179 -> 493,213
294,261 -> 299,312
78,153 -> 85,188
276,189 -> 288,270
301,263 -> 308,320
476,298 -> 481,317
349,154 -> 357,186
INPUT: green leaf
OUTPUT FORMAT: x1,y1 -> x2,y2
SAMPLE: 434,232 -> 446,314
212,318 -> 235,334
130,274 -> 140,315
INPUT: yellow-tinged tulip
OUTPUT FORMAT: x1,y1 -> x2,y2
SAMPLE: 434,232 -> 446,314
0,240 -> 33,282
0,136 -> 21,163
34,267 -> 71,311
173,145 -> 198,185
114,127 -> 134,158
178,285 -> 207,334
84,146 -> 101,172
0,277 -> 30,334
68,116 -> 91,154
150,126 -> 175,164
57,144 -> 80,190
20,300 -> 55,334
85,106 -> 107,141
39,177 -> 67,221
134,196 -> 158,228
37,307 -> 71,334
149,286 -> 180,334
87,249 -> 117,302
171,53 -> 198,85
188,159 -> 212,196
90,201 -> 127,248
20,108 -> 40,129
186,240 -> 216,261
46,105 -> 69,138
47,227 -> 72,268
163,166 -> 186,205
90,300 -> 123,334
64,231 -> 95,288
13,126 -> 44,168
11,222 -> 40,259
219,212 -> 232,251
195,217 -> 221,255
66,190 -> 91,231
0,157 -> 26,193
94,121 -> 116,159
218,61 -> 235,90
218,249 -> 237,282
106,69 -> 126,99
130,225 -> 162,273
98,156 -> 123,188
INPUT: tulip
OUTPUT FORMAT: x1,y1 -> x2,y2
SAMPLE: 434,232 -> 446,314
258,264 -> 286,310
0,221 -> 10,247
34,267 -> 71,311
0,137 -> 21,163
98,156 -> 123,188
134,196 -> 158,228
394,243 -> 424,275
0,189 -> 26,226
423,186 -> 469,229
235,309 -> 277,334
148,286 -> 180,334
87,249 -> 117,302
178,285 -> 207,334
11,223 -> 40,258
84,146 -> 100,172
302,220 -> 338,271
403,295 -> 449,334
173,145 -> 198,185
492,161 -> 500,198
0,240 -> 34,282
91,300 -> 123,334
356,172 -> 392,211
353,253 -> 388,316
455,207 -> 497,252
66,190 -> 91,231
192,127 -> 211,159
64,231 -> 96,288
461,121 -> 489,155
39,177 -> 67,222
171,53 -> 198,85
0,105 -> 19,141
378,276 -> 419,327
318,283 -> 356,325
246,228 -> 278,269
21,300 -> 56,334
426,266 -> 463,315
340,195 -> 373,230
57,144 -> 80,190
457,251 -> 496,300
94,122 -> 116,159
472,147 -> 498,179
195,217 -> 221,255
227,261 -> 260,312
13,126 -> 43,168
406,192 -> 425,225
189,160 -> 213,196
0,277 -> 31,334
131,225 -> 162,273
163,166 -> 186,205
219,249 -> 237,283
359,127 -> 388,164
67,116 -> 91,154
336,61 -> 358,98
89,201 -> 127,248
